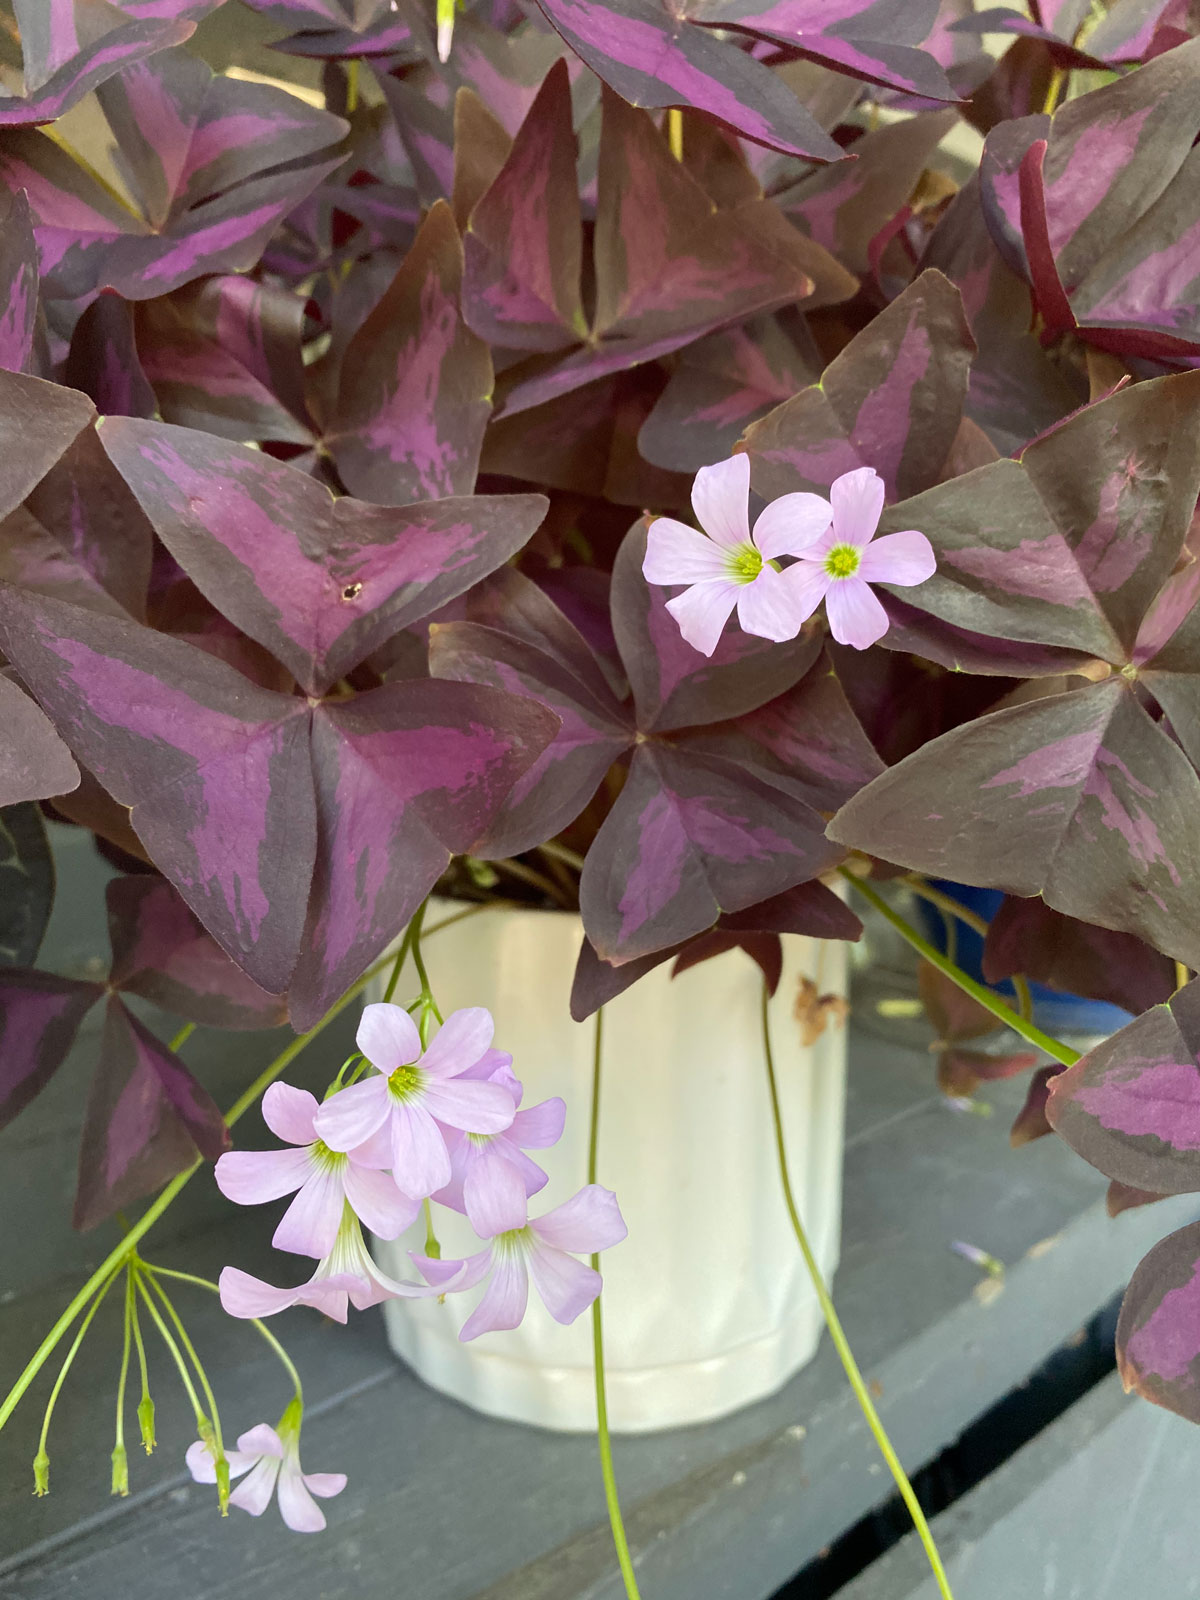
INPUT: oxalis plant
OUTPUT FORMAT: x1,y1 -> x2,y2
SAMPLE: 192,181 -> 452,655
3,1 -> 1200,1595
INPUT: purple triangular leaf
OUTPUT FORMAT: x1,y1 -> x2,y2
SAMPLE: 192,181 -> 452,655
63,293 -> 156,418
0,189 -> 38,373
100,417 -> 548,695
1047,979 -> 1200,1195
73,995 -> 229,1230
291,680 -> 560,1028
1116,1220 -> 1200,1423
0,803 -> 55,967
0,368 -> 95,524
106,876 -> 288,1031
0,968 -> 102,1130
0,587 -> 315,994
326,200 -> 494,503
0,674 -> 81,806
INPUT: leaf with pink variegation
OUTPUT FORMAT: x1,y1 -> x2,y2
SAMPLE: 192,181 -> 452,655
63,294 -> 156,417
1047,979 -> 1200,1195
73,996 -> 229,1230
1117,1220 -> 1200,1423
0,1 -> 193,127
0,675 -> 80,807
0,368 -> 95,524
0,190 -> 38,374
326,201 -> 493,503
100,418 -> 548,696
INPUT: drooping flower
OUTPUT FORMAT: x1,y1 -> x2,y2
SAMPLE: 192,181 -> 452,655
413,1164 -> 626,1342
215,1083 -> 420,1259
643,453 -> 832,656
313,1005 -> 515,1199
186,1407 -> 345,1533
432,1054 -> 566,1233
779,466 -> 936,649
219,1203 -> 452,1324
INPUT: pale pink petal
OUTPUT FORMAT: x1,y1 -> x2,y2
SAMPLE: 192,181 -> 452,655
666,581 -> 739,656
312,1077 -> 390,1153
509,1097 -> 565,1149
460,1255 -> 530,1341
289,1278 -> 354,1323
187,1440 -> 260,1483
418,1008 -> 495,1080
691,454 -> 750,548
304,1472 -> 347,1499
218,1266 -> 303,1320
341,1163 -> 421,1239
495,1142 -> 550,1197
824,575 -> 891,648
857,529 -> 936,588
235,1424 -> 284,1458
273,1167 -> 347,1259
430,1135 -> 470,1212
345,1123 -> 393,1169
531,1185 -> 628,1253
276,1462 -> 327,1532
215,1147 -> 313,1207
356,1002 -> 421,1071
527,1241 -> 603,1324
735,563 -> 804,643
751,492 -> 832,558
455,1048 -> 516,1086
412,1246 -> 494,1292
779,559 -> 831,624
643,518 -> 729,583
422,1076 -> 515,1134
830,466 -> 884,546
390,1101 -> 453,1196
260,1083 -> 319,1147
228,1455 -> 281,1517
463,1151 -> 528,1237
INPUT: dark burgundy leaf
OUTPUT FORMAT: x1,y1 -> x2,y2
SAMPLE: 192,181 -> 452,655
0,674 -> 81,806
0,803 -> 55,966
983,896 -> 1176,1018
63,294 -> 156,418
0,968 -> 102,1130
1010,1063 -> 1058,1146
1117,1220 -> 1200,1423
106,876 -> 288,1030
0,188 -> 38,373
73,995 -> 229,1230
0,368 -> 95,523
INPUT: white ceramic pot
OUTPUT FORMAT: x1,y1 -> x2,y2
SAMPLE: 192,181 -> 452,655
372,902 -> 848,1434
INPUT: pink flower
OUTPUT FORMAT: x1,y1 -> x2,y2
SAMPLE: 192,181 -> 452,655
432,1053 -> 566,1234
219,1204 -> 450,1324
186,1410 -> 345,1533
643,454 -> 830,656
780,466 -> 936,649
313,1005 -> 516,1199
413,1164 -> 627,1342
215,1083 -> 420,1259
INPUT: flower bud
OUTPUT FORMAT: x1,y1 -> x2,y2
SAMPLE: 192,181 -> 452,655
137,1394 -> 156,1453
111,1442 -> 129,1497
33,1448 -> 49,1497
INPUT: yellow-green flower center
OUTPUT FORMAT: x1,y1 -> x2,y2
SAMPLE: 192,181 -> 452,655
388,1063 -> 423,1101
726,542 -> 763,584
824,544 -> 861,580
310,1137 -> 346,1170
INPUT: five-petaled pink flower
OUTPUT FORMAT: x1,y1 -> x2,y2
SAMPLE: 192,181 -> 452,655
413,1163 -> 627,1341
219,1204 -> 448,1323
643,454 -> 830,655
432,1053 -> 566,1234
779,466 -> 936,649
187,1410 -> 345,1533
215,1083 -> 420,1259
313,1004 -> 515,1198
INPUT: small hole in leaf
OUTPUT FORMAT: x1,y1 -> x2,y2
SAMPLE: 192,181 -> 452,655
341,583 -> 363,602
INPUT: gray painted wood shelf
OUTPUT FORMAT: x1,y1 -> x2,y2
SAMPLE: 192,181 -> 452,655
1,829 -> 1189,1598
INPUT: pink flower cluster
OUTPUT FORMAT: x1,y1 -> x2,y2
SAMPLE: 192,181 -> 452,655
644,457 -> 936,655
215,1001 -> 626,1339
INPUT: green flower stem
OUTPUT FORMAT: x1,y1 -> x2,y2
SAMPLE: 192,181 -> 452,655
382,921 -> 416,1005
145,1266 -> 304,1402
902,877 -> 1036,1026
538,839 -> 585,872
129,1272 -> 154,1451
667,107 -> 683,160
761,982 -> 956,1600
140,1271 -> 225,1461
112,1269 -> 135,1494
840,869 -> 1079,1069
422,1197 -> 442,1262
132,1272 -> 209,1435
168,1022 -> 195,1053
33,1265 -> 122,1494
588,1008 -> 643,1600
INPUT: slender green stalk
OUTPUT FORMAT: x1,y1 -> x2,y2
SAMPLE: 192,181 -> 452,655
129,1271 -> 154,1451
133,1272 -> 207,1430
841,869 -> 1079,1068
382,921 -> 416,1004
762,984 -> 955,1600
144,1267 -> 304,1400
666,108 -> 683,160
111,1270 -> 135,1494
421,1197 -> 443,1261
140,1272 -> 225,1460
587,1009 -> 643,1600
409,901 -> 443,1026
538,839 -> 585,872
1013,973 -> 1034,1023
33,1267 -> 122,1494
169,1022 -> 195,1053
